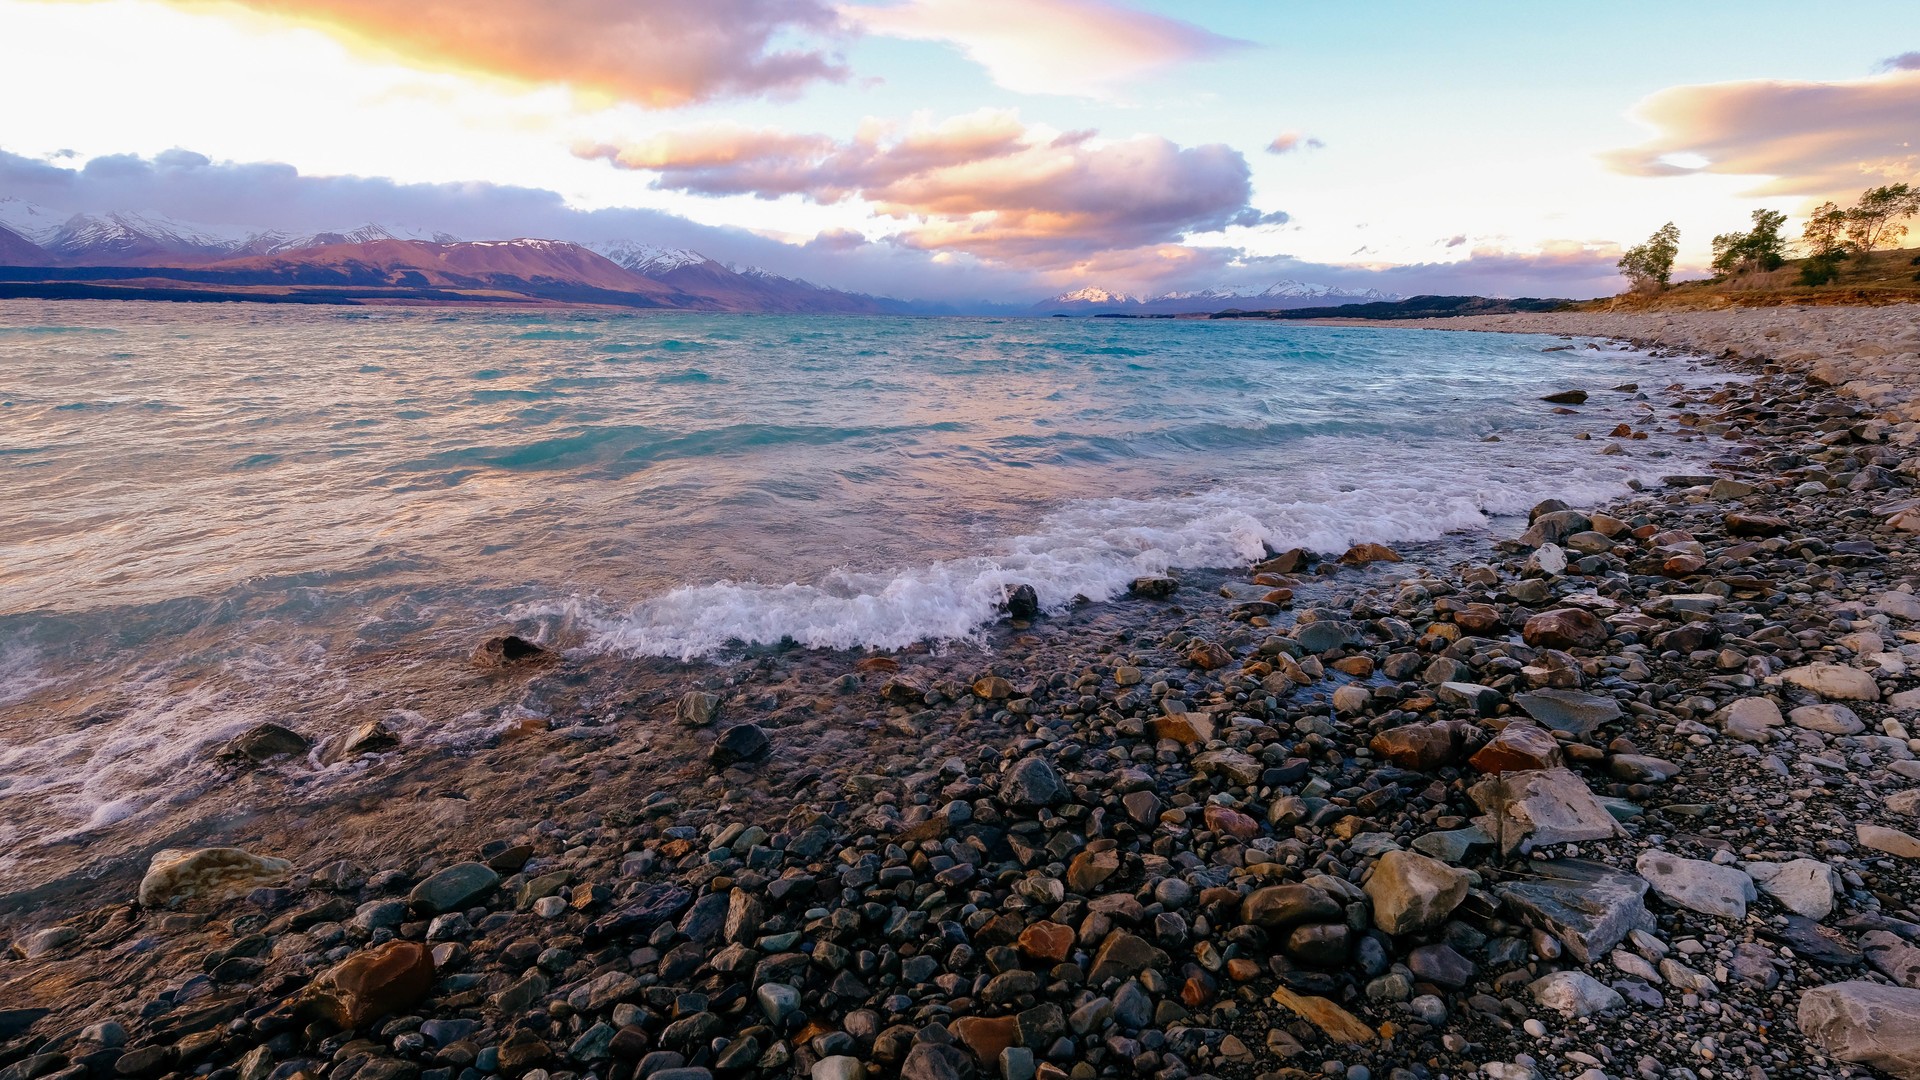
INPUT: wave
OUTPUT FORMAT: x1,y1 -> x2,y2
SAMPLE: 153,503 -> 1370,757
584,438 -> 1670,660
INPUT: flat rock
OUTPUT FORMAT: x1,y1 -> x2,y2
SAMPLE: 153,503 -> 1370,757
1782,663 -> 1880,701
1531,970 -> 1624,1018
1799,981 -> 1920,1077
409,861 -> 500,915
1635,851 -> 1755,919
1789,704 -> 1866,735
1512,689 -> 1621,735
1269,986 -> 1374,1044
1861,824 -> 1920,859
1496,858 -> 1654,963
1717,697 -> 1784,742
1865,931 -> 1920,989
1470,767 -> 1623,855
1746,859 -> 1840,920
138,847 -> 292,909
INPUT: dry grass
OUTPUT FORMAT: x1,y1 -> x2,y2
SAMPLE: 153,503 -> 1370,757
1574,246 -> 1920,312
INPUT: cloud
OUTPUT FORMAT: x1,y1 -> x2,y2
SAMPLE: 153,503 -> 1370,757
1602,68 -> 1920,196
150,0 -> 849,107
843,0 -> 1246,98
1266,132 -> 1325,155
1881,52 -> 1920,71
577,110 -> 1286,269
1443,234 -> 1467,248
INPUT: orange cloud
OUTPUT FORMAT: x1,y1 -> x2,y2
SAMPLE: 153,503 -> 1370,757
843,0 -> 1246,98
576,110 -> 1287,268
1603,68 -> 1920,197
155,0 -> 849,107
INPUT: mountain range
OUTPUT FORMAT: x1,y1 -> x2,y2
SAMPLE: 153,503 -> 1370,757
0,201 -> 1405,315
0,202 -> 907,313
1034,280 -> 1401,315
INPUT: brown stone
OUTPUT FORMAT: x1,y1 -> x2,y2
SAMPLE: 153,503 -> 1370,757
950,1015 -> 1021,1064
1662,553 -> 1707,577
1369,721 -> 1474,771
471,634 -> 548,668
1203,804 -> 1261,840
1469,724 -> 1564,774
1152,715 -> 1204,744
1521,608 -> 1608,650
1187,642 -> 1232,670
1331,656 -> 1375,678
1269,986 -> 1376,1044
1452,604 -> 1506,634
1089,931 -> 1167,983
1240,884 -> 1342,928
1066,849 -> 1120,893
304,941 -> 435,1029
971,676 -> 1013,700
855,657 -> 899,673
1017,921 -> 1075,964
1725,512 -> 1787,537
1338,543 -> 1402,566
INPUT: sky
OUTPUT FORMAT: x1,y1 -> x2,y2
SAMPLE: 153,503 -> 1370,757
0,0 -> 1916,303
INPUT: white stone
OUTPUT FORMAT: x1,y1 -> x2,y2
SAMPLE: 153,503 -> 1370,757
1635,851 -> 1756,919
1744,859 -> 1840,920
1530,970 -> 1624,1018
138,847 -> 292,909
1789,704 -> 1866,735
1860,824 -> 1920,859
1782,663 -> 1880,701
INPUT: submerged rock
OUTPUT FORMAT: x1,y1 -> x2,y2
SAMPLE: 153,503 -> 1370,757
471,634 -> 549,668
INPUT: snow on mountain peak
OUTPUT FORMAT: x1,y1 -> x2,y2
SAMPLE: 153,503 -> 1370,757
1053,286 -> 1142,305
589,242 -> 709,275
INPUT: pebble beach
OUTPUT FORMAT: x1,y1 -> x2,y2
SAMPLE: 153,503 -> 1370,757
8,304 -> 1920,1080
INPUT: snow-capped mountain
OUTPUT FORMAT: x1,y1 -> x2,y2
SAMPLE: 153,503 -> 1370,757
1038,278 -> 1402,314
589,241 -> 905,314
0,199 -> 462,264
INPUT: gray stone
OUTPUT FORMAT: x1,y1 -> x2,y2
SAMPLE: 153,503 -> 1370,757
1365,850 -> 1469,935
1782,663 -> 1880,701
1411,824 -> 1493,864
1000,756 -> 1066,807
1530,970 -> 1625,1018
1745,859 -> 1840,920
1470,768 -> 1623,855
811,1058 -> 865,1080
1716,697 -> 1783,743
1798,981 -> 1920,1077
408,861 -> 500,915
1512,689 -> 1621,735
1496,858 -> 1654,964
1790,704 -> 1866,735
1635,851 -> 1756,919
677,691 -> 722,727
1865,931 -> 1920,989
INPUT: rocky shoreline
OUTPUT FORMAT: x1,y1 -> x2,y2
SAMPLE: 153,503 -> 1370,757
8,306 -> 1920,1080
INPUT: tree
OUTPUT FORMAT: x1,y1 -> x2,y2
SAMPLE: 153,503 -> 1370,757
1710,209 -> 1789,277
1799,201 -> 1851,285
1845,183 -> 1920,255
1618,222 -> 1679,292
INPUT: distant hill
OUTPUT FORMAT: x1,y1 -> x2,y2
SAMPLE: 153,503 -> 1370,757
1575,246 -> 1920,312
1203,294 -> 1573,320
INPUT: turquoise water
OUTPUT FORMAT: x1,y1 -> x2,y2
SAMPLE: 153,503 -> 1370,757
0,301 -> 1721,851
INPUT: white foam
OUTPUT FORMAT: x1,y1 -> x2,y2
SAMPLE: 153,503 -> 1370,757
586,431 -> 1685,661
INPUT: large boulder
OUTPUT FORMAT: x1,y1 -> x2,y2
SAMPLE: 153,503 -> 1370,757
1469,768 -> 1622,856
303,941 -> 435,1029
138,847 -> 291,909
1799,981 -> 1920,1077
1365,850 -> 1469,935
1496,858 -> 1653,963
1746,859 -> 1840,920
1512,689 -> 1620,735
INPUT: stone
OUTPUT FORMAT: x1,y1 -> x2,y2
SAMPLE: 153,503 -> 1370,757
1240,884 -> 1342,929
1003,583 -> 1039,620
1129,576 -> 1177,599
1365,850 -> 1469,935
1496,858 -> 1654,963
812,1058 -> 865,1080
1000,756 -> 1066,807
303,941 -> 435,1029
1407,943 -> 1474,988
1368,721 -> 1475,771
1016,921 -> 1075,964
1512,690 -> 1620,735
1541,389 -> 1588,405
1268,986 -> 1375,1044
409,861 -> 499,915
1789,704 -> 1865,735
971,676 -> 1013,700
1337,543 -> 1401,566
1717,697 -> 1784,742
950,1016 -> 1020,1064
1186,641 -> 1232,670
709,723 -> 769,767
1764,915 -> 1865,967
1437,681 -> 1500,714
1470,768 -> 1622,855
1725,512 -> 1787,537
1878,591 -> 1920,620
222,723 -> 310,763
1088,931 -> 1167,983
1066,849 -> 1119,893
471,634 -> 548,668
1521,609 -> 1607,650
1865,931 -> 1920,989
1331,684 -> 1371,715
900,1043 -> 971,1080
1782,663 -> 1880,701
1859,824 -> 1920,859
1635,851 -> 1755,919
1798,981 -> 1920,1077
340,720 -> 398,756
1609,754 -> 1680,783
138,847 -> 291,909
1745,859 -> 1840,920
1469,724 -> 1563,774
676,691 -> 722,726
1192,749 -> 1261,785
1530,971 -> 1624,1019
